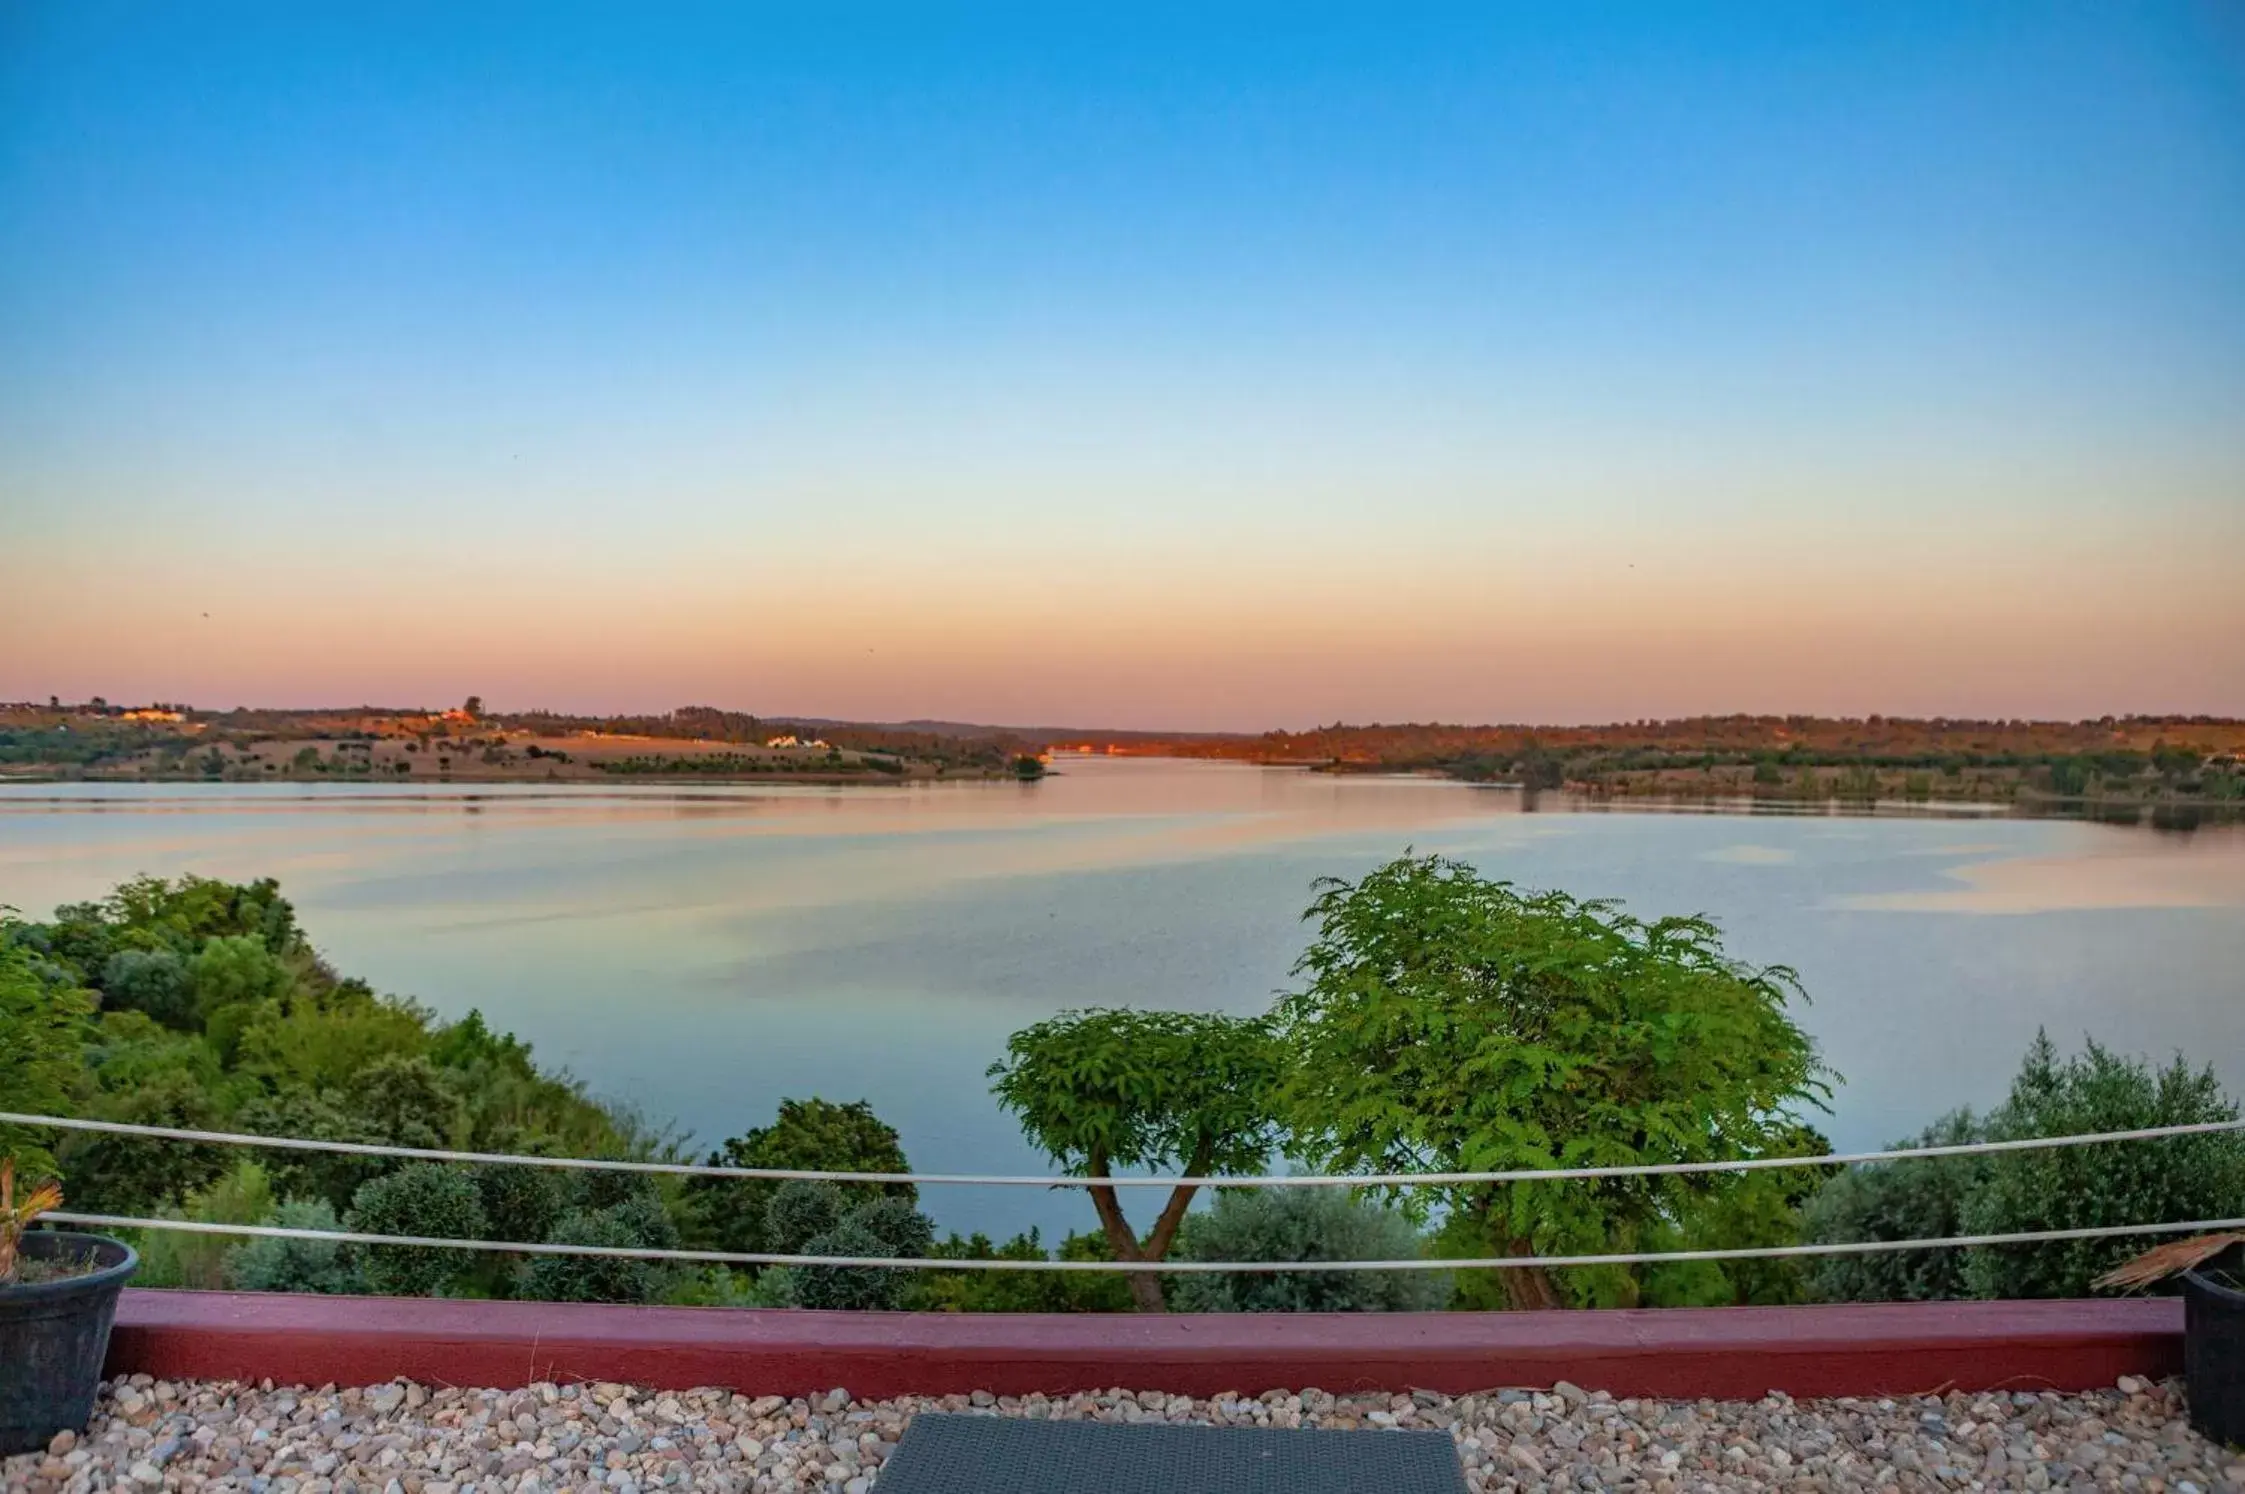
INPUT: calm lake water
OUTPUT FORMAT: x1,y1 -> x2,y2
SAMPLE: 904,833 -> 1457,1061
4,757 -> 2242,1240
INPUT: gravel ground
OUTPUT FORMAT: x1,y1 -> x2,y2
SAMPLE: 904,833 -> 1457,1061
6,1374 -> 2241,1494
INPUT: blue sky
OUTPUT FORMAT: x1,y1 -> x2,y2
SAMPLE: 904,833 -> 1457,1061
3,2 -> 2241,726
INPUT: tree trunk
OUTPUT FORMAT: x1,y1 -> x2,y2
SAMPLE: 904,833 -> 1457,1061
1082,1144 -> 1217,1313
1084,1155 -> 1167,1312
1502,1239 -> 1563,1311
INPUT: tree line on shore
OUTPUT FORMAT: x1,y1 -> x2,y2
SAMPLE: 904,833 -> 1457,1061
4,863 -> 2238,1313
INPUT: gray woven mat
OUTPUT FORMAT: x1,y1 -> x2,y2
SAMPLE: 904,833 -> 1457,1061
875,1412 -> 1470,1493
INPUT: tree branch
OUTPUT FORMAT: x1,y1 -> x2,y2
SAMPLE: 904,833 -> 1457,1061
1141,1133 -> 1216,1262
1083,1147 -> 1143,1263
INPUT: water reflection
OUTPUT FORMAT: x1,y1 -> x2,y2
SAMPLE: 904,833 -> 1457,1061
2,760 -> 2239,1240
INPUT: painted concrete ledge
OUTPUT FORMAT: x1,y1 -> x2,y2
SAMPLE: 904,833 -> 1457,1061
106,1292 -> 2181,1400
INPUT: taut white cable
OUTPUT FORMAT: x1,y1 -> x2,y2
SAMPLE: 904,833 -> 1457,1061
7,1111 -> 2242,1189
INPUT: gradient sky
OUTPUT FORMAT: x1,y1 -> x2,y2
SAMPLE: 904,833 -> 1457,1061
3,2 -> 2242,729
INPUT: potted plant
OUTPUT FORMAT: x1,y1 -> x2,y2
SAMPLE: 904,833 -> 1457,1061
1,1160 -> 140,1456
2097,1232 -> 2245,1447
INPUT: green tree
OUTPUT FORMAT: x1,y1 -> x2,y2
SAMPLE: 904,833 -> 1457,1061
1958,1032 -> 2245,1299
0,938 -> 96,1182
188,933 -> 296,1062
989,1008 -> 1282,1312
1168,1188 -> 1452,1314
100,948 -> 196,1028
683,1098 -> 914,1255
1275,855 -> 1830,1309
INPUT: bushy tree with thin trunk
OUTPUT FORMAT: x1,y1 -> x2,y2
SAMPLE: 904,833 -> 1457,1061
1275,854 -> 1831,1309
989,1008 -> 1282,1312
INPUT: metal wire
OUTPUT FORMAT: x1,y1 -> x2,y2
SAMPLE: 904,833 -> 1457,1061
45,1210 -> 2245,1274
9,1111 -> 2243,1189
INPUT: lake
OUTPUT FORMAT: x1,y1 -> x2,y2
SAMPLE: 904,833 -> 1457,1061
4,757 -> 2242,1241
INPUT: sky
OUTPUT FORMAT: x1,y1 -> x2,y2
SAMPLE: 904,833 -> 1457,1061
3,2 -> 2242,730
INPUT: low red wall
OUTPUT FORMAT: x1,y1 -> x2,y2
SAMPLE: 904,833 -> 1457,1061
106,1292 -> 2181,1400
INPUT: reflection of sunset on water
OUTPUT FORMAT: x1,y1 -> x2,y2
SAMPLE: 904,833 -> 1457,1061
1839,834 -> 2245,914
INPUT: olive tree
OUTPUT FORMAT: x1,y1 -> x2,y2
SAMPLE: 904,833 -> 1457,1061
1275,855 -> 1830,1309
989,1008 -> 1281,1312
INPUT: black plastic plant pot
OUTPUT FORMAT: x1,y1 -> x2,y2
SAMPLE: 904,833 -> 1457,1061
0,1231 -> 139,1456
2183,1242 -> 2245,1448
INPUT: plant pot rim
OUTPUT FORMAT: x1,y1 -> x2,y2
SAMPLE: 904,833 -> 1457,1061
2,1230 -> 139,1305
2181,1242 -> 2244,1308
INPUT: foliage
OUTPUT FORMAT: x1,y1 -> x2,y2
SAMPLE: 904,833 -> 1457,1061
1274,854 -> 1830,1309
61,1013 -> 234,1213
136,1159 -> 275,1290
0,936 -> 96,1181
763,1178 -> 842,1254
909,1229 -> 1134,1314
1803,1111 -> 1989,1302
763,1180 -> 938,1311
516,1206 -> 671,1304
789,1219 -> 912,1311
684,1098 -> 914,1255
187,934 -> 297,1062
227,1199 -> 366,1295
1958,1032 -> 2245,1299
476,1164 -> 569,1245
347,1164 -> 488,1298
1635,1124 -> 1836,1307
101,948 -> 196,1028
1168,1188 -> 1452,1313
990,1007 -> 1282,1310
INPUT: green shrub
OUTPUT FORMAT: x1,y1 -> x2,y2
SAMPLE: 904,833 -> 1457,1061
348,1164 -> 487,1297
763,1179 -> 843,1255
599,1189 -> 681,1251
516,1208 -> 668,1304
762,1180 -> 937,1310
843,1194 -> 934,1258
476,1165 -> 569,1244
683,1099 -> 914,1255
1802,1111 -> 1989,1302
1168,1189 -> 1451,1313
1959,1033 -> 2245,1299
789,1219 -> 910,1310
228,1199 -> 366,1295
